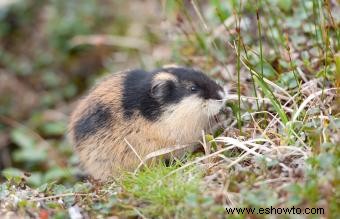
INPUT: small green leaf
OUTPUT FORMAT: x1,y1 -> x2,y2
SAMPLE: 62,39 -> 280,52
52,184 -> 70,195
73,182 -> 92,193
13,147 -> 47,163
278,0 -> 292,12
27,172 -> 43,187
45,167 -> 71,182
205,134 -> 217,150
317,153 -> 334,170
10,128 -> 35,149
40,121 -> 67,136
278,71 -> 299,89
17,200 -> 28,208
2,168 -> 24,183
185,193 -> 198,207
37,183 -> 49,193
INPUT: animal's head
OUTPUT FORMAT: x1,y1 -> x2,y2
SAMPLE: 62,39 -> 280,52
122,67 -> 226,123
149,67 -> 226,118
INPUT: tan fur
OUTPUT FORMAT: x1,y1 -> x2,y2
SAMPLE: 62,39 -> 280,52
69,71 -> 224,180
152,72 -> 177,82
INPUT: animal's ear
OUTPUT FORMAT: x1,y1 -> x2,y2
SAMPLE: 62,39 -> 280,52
150,80 -> 172,100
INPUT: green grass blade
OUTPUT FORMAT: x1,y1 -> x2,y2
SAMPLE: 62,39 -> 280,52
253,76 -> 289,125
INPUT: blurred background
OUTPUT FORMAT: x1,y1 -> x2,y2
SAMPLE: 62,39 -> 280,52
0,0 -> 339,188
0,0 -> 177,186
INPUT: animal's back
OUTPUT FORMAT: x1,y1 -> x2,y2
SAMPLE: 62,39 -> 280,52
69,70 -> 177,179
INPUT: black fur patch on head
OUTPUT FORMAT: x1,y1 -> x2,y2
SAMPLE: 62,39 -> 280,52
122,67 -> 223,121
74,103 -> 112,143
122,70 -> 162,121
160,67 -> 223,100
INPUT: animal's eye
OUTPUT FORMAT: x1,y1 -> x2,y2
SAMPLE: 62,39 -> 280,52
190,85 -> 199,92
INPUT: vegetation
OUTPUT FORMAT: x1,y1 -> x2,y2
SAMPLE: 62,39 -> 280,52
0,0 -> 339,218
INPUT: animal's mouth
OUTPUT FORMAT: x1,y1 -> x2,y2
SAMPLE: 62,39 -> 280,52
206,99 -> 225,117
205,88 -> 228,117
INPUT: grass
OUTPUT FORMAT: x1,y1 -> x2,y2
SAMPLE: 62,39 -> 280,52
236,5 -> 243,133
0,0 -> 339,218
117,163 -> 203,217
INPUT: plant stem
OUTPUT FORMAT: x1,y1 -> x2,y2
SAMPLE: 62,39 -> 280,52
236,2 -> 242,133
256,3 -> 268,126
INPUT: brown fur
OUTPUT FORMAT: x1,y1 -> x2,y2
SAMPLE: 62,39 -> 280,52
69,70 -> 223,180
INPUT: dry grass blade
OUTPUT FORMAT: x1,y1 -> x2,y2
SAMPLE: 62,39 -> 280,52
225,143 -> 265,169
158,136 -> 282,181
225,95 -> 294,112
124,138 -> 147,170
292,88 -> 337,122
214,137 -> 265,158
159,145 -> 237,181
134,143 -> 193,174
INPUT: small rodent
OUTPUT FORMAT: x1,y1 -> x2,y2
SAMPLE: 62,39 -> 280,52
69,67 -> 226,180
